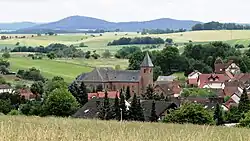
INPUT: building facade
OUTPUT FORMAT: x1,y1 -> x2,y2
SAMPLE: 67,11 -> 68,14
75,52 -> 154,95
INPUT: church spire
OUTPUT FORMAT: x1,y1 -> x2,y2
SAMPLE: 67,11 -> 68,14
140,52 -> 154,67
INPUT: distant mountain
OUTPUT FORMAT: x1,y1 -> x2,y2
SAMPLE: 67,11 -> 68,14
16,16 -> 201,33
0,22 -> 38,30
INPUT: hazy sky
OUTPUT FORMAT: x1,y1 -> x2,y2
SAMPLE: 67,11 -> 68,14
0,0 -> 249,23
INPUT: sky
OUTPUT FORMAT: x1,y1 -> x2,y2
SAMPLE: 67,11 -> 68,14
0,0 -> 249,23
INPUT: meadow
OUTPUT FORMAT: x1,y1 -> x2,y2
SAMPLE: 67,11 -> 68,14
0,115 -> 249,141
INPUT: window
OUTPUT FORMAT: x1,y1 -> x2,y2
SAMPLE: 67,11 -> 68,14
144,69 -> 146,73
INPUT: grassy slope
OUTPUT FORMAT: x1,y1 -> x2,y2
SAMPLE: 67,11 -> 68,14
9,57 -> 93,82
0,116 -> 249,141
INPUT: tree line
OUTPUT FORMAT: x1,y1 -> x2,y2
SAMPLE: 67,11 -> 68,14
141,28 -> 186,35
107,37 -> 165,46
192,21 -> 250,31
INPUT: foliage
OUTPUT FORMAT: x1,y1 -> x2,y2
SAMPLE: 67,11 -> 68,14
142,85 -> 154,100
238,89 -> 250,114
0,59 -> 10,68
2,52 -> 10,59
150,101 -> 158,122
128,94 -> 138,121
224,106 -> 241,123
125,86 -> 131,100
96,84 -> 103,92
213,103 -> 224,125
79,42 -> 88,47
181,88 -> 216,98
239,111 -> 250,128
0,100 -> 12,114
19,101 -> 42,116
112,94 -> 120,120
141,28 -> 186,34
42,88 -> 79,117
44,77 -> 68,95
0,65 -> 9,74
119,93 -> 128,120
165,38 -> 173,44
98,91 -> 112,120
164,102 -> 213,125
47,52 -> 56,59
17,67 -> 45,82
8,110 -> 21,115
115,46 -> 141,59
192,21 -> 250,31
102,50 -> 111,58
108,37 -> 165,46
30,81 -> 44,99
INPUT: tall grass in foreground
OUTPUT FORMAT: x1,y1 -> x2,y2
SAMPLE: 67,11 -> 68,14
0,116 -> 249,141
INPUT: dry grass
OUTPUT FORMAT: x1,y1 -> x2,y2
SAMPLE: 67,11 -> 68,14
0,116 -> 250,141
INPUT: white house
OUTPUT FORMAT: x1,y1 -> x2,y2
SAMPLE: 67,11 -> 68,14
0,84 -> 12,93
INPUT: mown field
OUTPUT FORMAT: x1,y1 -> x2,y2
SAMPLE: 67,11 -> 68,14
1,30 -> 250,53
0,115 -> 249,141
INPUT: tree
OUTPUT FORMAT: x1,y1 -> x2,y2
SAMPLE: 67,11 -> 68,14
150,101 -> 158,122
125,86 -> 131,100
47,52 -> 56,59
2,52 -> 10,59
165,38 -> 173,44
238,88 -> 250,114
213,103 -> 224,125
239,111 -> 250,128
42,88 -> 79,117
224,106 -> 241,123
112,94 -> 120,120
119,93 -> 127,120
0,100 -> 12,114
102,50 -> 111,58
136,99 -> 145,122
99,91 -> 112,120
77,82 -> 88,106
79,42 -> 87,47
143,85 -> 154,100
128,94 -> 138,121
164,102 -> 213,125
0,65 -> 9,74
30,81 -> 44,100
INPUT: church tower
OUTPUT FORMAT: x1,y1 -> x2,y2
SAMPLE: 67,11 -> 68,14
140,52 -> 154,94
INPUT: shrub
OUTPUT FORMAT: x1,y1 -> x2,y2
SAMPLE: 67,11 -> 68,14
2,52 -> 10,59
102,50 -> 111,58
79,42 -> 88,47
42,88 -> 79,117
8,110 -> 21,115
239,111 -> 250,127
164,102 -> 213,125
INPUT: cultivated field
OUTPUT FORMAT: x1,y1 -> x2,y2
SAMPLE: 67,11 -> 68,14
0,116 -> 249,141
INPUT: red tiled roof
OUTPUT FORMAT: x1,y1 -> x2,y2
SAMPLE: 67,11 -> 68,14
198,74 -> 228,88
225,71 -> 234,79
88,91 -> 120,100
188,78 -> 198,85
224,87 -> 239,97
224,98 -> 237,109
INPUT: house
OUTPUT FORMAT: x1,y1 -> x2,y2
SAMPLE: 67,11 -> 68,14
0,84 -> 12,93
75,52 -> 154,95
88,91 -> 120,100
72,98 -> 178,122
19,89 -> 37,100
214,58 -> 240,76
223,81 -> 243,96
187,70 -> 201,85
154,81 -> 182,97
140,100 -> 178,121
197,74 -> 228,89
156,76 -> 176,82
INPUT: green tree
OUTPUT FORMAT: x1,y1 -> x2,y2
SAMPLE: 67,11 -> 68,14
44,77 -> 67,95
213,103 -> 224,125
96,84 -> 103,92
150,101 -> 158,122
239,111 -> 250,128
0,100 -> 12,114
112,94 -> 120,120
77,82 -> 88,106
143,85 -> 154,100
42,88 -> 79,117
119,93 -> 127,120
2,52 -> 10,59
136,99 -> 145,122
238,88 -> 250,114
0,65 -> 9,74
102,50 -> 111,58
125,86 -> 131,100
128,94 -> 138,121
224,106 -> 241,123
99,91 -> 112,120
164,102 -> 213,125
47,52 -> 56,59
165,38 -> 173,44
30,81 -> 44,100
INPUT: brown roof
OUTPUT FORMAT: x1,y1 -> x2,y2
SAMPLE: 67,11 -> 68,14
198,74 -> 229,88
19,89 -> 36,100
154,81 -> 181,95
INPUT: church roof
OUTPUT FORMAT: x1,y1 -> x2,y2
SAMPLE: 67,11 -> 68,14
140,52 -> 154,67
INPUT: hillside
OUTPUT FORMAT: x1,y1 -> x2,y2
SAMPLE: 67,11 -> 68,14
0,22 -> 37,30
18,16 -> 201,32
1,116 -> 250,141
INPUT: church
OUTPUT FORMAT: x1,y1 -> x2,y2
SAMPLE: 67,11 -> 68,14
75,52 -> 154,95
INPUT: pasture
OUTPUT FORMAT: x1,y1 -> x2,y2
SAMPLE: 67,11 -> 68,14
0,115 -> 249,141
1,30 -> 250,54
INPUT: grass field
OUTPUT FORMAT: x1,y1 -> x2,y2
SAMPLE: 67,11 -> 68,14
1,30 -> 250,54
0,116 -> 250,141
9,57 -> 93,82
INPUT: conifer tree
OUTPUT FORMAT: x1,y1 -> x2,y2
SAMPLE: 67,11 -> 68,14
112,94 -> 120,120
99,91 -> 112,120
144,84 -> 154,100
150,101 -> 158,122
128,94 -> 137,121
78,82 -> 88,106
125,86 -> 131,100
136,98 -> 145,122
238,88 -> 250,114
119,93 -> 127,120
213,103 -> 224,125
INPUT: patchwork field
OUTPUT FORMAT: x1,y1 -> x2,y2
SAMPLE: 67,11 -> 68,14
1,30 -> 250,54
0,116 -> 249,141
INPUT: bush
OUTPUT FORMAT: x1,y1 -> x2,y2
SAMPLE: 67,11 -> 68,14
8,110 -> 21,115
102,50 -> 111,58
20,101 -> 42,116
164,102 -> 213,125
79,42 -> 88,47
2,52 -> 10,59
0,100 -> 12,114
239,111 -> 250,127
115,46 -> 141,59
42,88 -> 79,117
